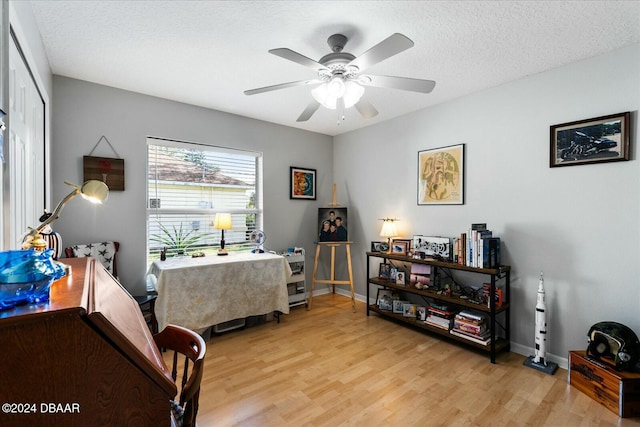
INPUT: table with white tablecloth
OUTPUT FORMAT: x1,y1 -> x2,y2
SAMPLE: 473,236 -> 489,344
147,252 -> 291,332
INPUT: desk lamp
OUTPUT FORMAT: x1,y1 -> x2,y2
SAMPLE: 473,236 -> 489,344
214,213 -> 232,256
23,180 -> 109,251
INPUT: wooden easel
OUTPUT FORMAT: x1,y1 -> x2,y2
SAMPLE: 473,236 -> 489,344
307,185 -> 356,312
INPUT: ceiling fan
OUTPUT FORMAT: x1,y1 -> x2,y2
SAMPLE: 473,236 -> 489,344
244,33 -> 436,123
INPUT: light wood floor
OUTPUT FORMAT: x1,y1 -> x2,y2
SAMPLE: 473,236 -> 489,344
183,293 -> 640,427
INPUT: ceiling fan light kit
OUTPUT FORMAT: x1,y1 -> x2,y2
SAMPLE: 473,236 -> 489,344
245,32 -> 435,123
311,77 -> 364,109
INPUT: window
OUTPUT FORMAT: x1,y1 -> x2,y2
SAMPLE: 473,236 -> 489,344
147,137 -> 262,261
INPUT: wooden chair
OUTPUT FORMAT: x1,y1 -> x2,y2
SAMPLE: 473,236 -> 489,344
65,241 -> 159,334
153,324 -> 206,427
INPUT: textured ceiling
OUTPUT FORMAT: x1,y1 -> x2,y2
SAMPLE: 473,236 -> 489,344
28,0 -> 640,136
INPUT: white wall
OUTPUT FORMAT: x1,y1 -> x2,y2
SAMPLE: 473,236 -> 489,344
51,76 -> 333,295
334,44 -> 640,364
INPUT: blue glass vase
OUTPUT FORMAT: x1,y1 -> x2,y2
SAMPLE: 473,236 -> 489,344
0,249 -> 66,310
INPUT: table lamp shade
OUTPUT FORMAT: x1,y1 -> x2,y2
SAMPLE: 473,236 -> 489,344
213,213 -> 232,230
380,221 -> 397,239
214,213 -> 232,256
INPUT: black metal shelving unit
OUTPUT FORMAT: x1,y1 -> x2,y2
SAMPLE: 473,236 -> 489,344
366,251 -> 511,363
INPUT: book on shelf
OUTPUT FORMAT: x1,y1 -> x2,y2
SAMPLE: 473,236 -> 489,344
450,329 -> 492,345
428,307 -> 455,319
476,230 -> 492,267
458,233 -> 466,265
426,316 -> 452,330
456,310 -> 485,323
479,237 -> 501,268
482,283 -> 503,307
453,320 -> 487,335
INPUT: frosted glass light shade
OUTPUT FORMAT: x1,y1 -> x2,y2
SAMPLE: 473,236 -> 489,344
311,77 -> 364,110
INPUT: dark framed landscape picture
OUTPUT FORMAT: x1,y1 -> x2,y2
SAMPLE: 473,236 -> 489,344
550,112 -> 630,167
418,144 -> 465,205
290,166 -> 316,199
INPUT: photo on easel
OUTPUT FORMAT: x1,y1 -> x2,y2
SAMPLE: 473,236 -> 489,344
318,207 -> 348,242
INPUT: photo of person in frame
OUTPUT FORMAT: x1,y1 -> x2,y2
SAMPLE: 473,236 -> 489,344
317,207 -> 348,242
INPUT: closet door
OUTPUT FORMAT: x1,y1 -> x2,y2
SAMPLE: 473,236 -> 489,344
7,36 -> 44,248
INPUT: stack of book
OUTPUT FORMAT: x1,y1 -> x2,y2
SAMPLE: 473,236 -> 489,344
425,302 -> 456,330
453,223 -> 501,268
450,311 -> 491,345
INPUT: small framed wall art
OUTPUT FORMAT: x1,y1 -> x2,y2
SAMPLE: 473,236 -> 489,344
550,112 -> 630,167
84,156 -> 125,191
290,166 -> 316,200
418,144 -> 465,205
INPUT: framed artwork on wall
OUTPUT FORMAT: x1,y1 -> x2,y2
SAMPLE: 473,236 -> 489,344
83,156 -> 125,191
418,144 -> 465,205
550,112 -> 630,167
290,166 -> 316,200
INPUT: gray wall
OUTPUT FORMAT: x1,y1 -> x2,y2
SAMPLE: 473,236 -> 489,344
333,44 -> 640,365
51,76 -> 333,295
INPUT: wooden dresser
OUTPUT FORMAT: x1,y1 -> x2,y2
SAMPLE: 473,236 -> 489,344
0,257 -> 177,426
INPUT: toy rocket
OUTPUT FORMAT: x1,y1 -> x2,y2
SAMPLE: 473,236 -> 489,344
524,271 -> 557,374
533,271 -> 547,365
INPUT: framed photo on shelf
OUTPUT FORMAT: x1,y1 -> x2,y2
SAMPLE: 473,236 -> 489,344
290,166 -> 316,200
396,271 -> 406,285
418,143 -> 465,205
391,239 -> 411,256
376,289 -> 394,311
371,241 -> 385,252
417,306 -> 427,321
379,264 -> 391,280
550,112 -> 630,167
393,299 -> 407,314
403,303 -> 417,318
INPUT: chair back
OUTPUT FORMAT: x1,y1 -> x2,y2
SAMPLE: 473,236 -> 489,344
64,241 -> 119,277
153,324 -> 206,427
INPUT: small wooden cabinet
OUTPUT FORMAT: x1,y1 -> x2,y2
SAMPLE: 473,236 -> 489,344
0,257 -> 176,426
569,350 -> 640,418
366,251 -> 510,363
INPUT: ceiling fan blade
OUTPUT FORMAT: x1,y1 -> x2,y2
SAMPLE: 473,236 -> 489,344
244,79 -> 320,96
296,100 -> 321,122
269,48 -> 327,71
348,33 -> 414,72
361,75 -> 436,93
355,99 -> 378,119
